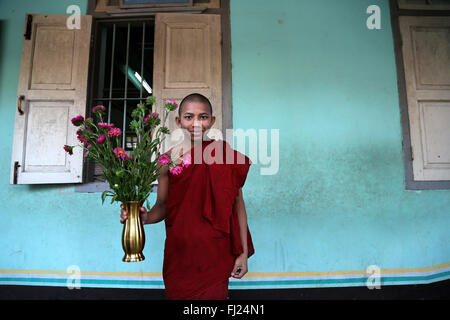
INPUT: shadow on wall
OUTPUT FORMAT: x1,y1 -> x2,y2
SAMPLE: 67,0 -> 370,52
26,183 -> 78,194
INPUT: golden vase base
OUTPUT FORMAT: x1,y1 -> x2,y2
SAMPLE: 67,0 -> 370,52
122,252 -> 145,263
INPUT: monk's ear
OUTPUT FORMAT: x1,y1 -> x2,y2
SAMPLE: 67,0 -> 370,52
210,115 -> 216,127
175,116 -> 181,127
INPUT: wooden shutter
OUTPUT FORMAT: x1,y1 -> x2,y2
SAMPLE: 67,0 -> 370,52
10,14 -> 92,184
398,0 -> 450,10
399,16 -> 450,181
153,13 -> 222,152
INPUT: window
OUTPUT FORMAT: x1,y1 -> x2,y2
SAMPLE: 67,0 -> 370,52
82,13 -> 223,190
10,0 -> 230,189
390,0 -> 450,189
85,19 -> 156,183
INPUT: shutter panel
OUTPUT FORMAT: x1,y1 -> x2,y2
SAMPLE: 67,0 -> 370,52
399,16 -> 450,181
398,0 -> 450,10
10,14 -> 92,184
153,13 -> 222,152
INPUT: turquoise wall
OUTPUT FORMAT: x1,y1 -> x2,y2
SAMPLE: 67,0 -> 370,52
0,0 -> 166,274
0,0 -> 448,289
230,0 -> 449,273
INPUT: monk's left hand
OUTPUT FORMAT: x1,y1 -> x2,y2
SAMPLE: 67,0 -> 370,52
231,253 -> 248,279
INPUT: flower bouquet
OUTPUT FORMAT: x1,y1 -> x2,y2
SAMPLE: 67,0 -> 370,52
64,97 -> 183,262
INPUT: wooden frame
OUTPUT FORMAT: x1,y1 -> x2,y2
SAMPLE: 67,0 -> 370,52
398,0 -> 450,11
78,0 -> 231,191
389,0 -> 450,190
94,0 -> 120,12
91,0 -> 219,12
119,0 -> 193,9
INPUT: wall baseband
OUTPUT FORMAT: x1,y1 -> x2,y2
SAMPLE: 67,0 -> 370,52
1,263 -> 449,289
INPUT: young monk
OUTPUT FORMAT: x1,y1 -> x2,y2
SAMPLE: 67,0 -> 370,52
120,93 -> 254,300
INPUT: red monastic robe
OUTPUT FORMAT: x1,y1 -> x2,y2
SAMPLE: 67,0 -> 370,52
163,139 -> 255,300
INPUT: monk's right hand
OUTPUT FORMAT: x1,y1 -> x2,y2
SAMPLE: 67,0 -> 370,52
120,204 -> 148,224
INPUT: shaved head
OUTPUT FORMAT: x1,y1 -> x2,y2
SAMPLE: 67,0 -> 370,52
179,93 -> 213,117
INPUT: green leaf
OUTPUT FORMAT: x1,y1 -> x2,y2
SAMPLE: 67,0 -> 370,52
160,127 -> 170,134
101,190 -> 110,205
146,96 -> 156,105
130,120 -> 139,130
111,194 -> 118,204
116,169 -> 124,177
131,108 -> 140,119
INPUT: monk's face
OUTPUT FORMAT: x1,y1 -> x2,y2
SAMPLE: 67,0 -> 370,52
176,101 -> 216,142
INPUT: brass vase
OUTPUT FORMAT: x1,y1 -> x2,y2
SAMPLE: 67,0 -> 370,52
121,201 -> 145,262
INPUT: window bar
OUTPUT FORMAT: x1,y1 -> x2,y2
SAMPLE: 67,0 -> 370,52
139,22 -> 146,146
122,23 -> 131,149
139,22 -> 146,102
96,27 -> 108,108
107,24 -> 116,124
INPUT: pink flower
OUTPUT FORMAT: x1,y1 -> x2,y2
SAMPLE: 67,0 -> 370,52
84,144 -> 91,158
164,99 -> 178,111
113,147 -> 128,160
63,145 -> 73,155
97,134 -> 106,143
169,165 -> 183,175
92,105 -> 106,113
71,115 -> 84,126
158,154 -> 171,165
108,127 -> 122,137
98,122 -> 114,129
76,129 -> 88,145
164,99 -> 177,106
182,154 -> 191,168
144,112 -> 160,124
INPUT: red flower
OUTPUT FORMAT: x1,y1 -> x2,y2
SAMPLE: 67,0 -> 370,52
97,134 -> 106,144
113,147 -> 128,160
76,129 -> 88,145
98,122 -> 114,129
71,115 -> 84,126
158,154 -> 171,165
92,105 -> 106,113
64,145 -> 73,155
108,127 -> 122,137
169,165 -> 183,175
